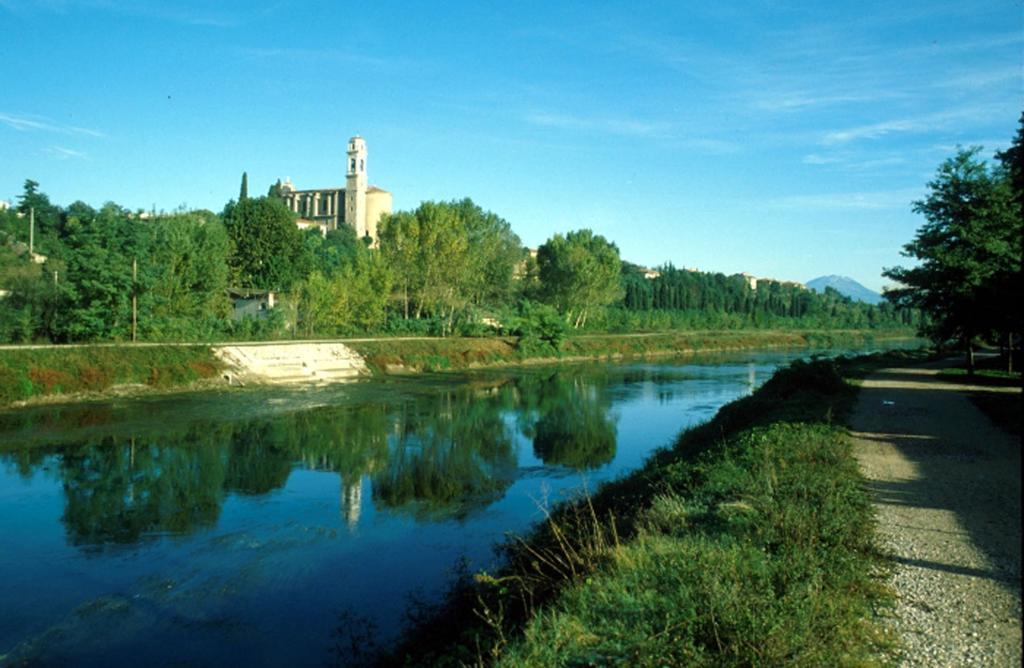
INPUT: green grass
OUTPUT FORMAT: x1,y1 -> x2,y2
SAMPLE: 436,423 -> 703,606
379,355 -> 901,667
348,329 -> 919,375
0,346 -> 223,405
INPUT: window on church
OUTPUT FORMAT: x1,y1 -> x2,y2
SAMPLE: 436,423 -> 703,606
359,159 -> 364,172
350,158 -> 356,171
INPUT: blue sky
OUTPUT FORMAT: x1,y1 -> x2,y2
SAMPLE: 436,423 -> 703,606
1,1 -> 1020,292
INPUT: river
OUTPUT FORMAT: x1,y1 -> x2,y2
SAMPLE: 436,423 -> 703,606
0,347 -> 894,665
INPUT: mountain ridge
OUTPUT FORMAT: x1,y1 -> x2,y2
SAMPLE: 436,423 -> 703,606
806,275 -> 883,305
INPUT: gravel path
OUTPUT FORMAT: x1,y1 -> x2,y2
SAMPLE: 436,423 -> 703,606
849,363 -> 1021,667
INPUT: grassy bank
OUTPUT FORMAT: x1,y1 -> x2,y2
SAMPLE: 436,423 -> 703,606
0,329 -> 917,408
349,328 -> 916,373
0,346 -> 223,406
379,351 -> 927,667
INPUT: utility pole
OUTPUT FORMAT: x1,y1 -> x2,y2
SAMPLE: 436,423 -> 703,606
132,257 -> 138,342
29,207 -> 34,256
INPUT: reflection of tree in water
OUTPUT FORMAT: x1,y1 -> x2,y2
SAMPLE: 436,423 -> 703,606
224,422 -> 292,495
372,389 -> 517,519
518,371 -> 617,470
2,370 -> 621,546
59,428 -> 231,547
16,403 -> 391,547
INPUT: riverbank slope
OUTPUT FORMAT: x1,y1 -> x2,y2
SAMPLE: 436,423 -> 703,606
380,352 -> 927,666
0,329 -> 916,408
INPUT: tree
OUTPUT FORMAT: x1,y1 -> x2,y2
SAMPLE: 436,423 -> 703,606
993,112 -> 1024,370
537,229 -> 623,328
239,172 -> 249,201
56,202 -> 149,341
378,199 -> 523,333
142,211 -> 231,339
15,179 -> 62,252
296,248 -> 392,336
222,196 -> 306,290
884,146 -> 1021,372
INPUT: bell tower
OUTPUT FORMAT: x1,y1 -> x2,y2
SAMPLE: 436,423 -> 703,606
345,136 -> 368,238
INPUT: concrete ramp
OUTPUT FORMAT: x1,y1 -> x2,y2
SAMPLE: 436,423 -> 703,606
214,342 -> 369,385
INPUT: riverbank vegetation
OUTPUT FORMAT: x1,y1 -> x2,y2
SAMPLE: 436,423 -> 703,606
0,329 -> 914,407
349,329 -> 908,373
0,345 -> 222,405
377,353 -> 919,666
1,181 -> 918,345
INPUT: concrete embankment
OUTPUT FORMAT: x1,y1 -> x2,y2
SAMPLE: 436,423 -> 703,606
213,342 -> 369,385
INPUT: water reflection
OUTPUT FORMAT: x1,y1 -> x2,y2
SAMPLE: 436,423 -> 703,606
0,347 -> 923,665
1,368 -> 629,547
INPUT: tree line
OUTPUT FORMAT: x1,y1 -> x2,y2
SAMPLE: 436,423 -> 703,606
884,113 -> 1023,372
2,172 -> 921,344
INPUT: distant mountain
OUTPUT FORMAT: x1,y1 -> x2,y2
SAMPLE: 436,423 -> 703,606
806,275 -> 884,305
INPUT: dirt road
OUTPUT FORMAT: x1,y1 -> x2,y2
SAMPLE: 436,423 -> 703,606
849,363 -> 1021,666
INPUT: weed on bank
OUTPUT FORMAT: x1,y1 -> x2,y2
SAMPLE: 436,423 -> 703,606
382,356 -> 905,667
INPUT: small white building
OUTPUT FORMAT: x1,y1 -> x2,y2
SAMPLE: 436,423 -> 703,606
227,288 -> 277,320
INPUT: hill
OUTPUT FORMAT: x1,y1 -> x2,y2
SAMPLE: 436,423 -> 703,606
806,275 -> 883,305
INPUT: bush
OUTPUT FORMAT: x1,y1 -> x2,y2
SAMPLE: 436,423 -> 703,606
513,301 -> 567,356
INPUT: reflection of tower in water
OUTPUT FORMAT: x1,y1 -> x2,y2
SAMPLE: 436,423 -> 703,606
747,364 -> 756,392
340,477 -> 363,531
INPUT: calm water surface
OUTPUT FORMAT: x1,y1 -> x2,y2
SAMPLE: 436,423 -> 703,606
0,349 -> 877,665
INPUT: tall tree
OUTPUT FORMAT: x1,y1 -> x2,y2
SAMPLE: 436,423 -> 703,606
993,112 -> 1024,370
15,179 -> 62,252
239,172 -> 249,201
142,211 -> 231,339
884,147 -> 1021,372
222,196 -> 306,290
378,199 -> 522,332
56,202 -> 150,341
537,229 -> 623,328
267,179 -> 283,199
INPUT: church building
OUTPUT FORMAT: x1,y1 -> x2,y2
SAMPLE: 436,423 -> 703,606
276,136 -> 392,243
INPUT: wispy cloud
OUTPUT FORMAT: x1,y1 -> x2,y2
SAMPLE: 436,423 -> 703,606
754,91 -> 897,112
768,188 -> 923,211
0,111 -> 104,137
524,111 -> 671,138
803,152 -> 906,171
820,106 -> 1003,146
42,145 -> 88,159
936,65 -> 1021,91
234,46 -> 391,69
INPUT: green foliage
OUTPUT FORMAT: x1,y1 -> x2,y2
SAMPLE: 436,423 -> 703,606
884,143 -> 1023,365
0,346 -> 222,404
0,244 -> 61,342
0,178 -> 925,345
222,196 -> 306,291
378,199 -> 524,334
141,211 -> 231,340
537,229 -> 623,328
511,301 -> 567,356
296,231 -> 392,336
385,359 -> 891,666
620,263 -> 917,331
56,202 -> 148,341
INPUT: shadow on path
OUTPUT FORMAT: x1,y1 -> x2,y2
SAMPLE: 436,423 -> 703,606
850,361 -> 1021,664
